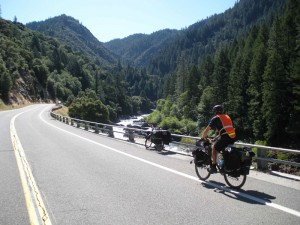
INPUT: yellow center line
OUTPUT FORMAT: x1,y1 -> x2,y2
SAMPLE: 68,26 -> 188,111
10,108 -> 52,225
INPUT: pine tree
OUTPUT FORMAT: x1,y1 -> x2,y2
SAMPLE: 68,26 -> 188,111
284,0 -> 300,147
247,23 -> 269,141
198,55 -> 214,95
175,54 -> 189,98
262,17 -> 289,146
186,65 -> 200,99
0,58 -> 12,102
212,47 -> 231,105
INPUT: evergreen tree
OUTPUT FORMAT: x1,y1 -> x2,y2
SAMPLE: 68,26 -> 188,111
247,23 -> 269,140
227,27 -> 257,139
198,55 -> 214,95
175,53 -> 189,98
0,58 -> 12,102
186,65 -> 200,98
284,0 -> 300,147
262,17 -> 289,146
227,50 -> 245,136
212,47 -> 231,104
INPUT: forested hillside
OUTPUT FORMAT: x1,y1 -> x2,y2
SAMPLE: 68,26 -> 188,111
26,14 -> 117,67
0,18 -> 158,122
146,0 -> 300,148
148,0 -> 288,75
104,29 -> 180,67
1,0 -> 299,149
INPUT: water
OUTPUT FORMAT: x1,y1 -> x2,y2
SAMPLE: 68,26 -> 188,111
112,115 -> 149,141
112,114 -> 193,154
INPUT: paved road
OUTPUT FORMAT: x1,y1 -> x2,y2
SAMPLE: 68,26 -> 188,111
1,104 -> 300,225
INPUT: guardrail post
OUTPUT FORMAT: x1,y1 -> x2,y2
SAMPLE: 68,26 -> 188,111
85,122 -> 88,131
108,126 -> 114,138
77,122 -> 80,128
94,124 -> 99,134
71,119 -> 74,126
257,149 -> 268,171
128,129 -> 135,142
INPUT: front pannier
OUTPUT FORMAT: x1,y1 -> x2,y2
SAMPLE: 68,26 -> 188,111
192,148 -> 210,167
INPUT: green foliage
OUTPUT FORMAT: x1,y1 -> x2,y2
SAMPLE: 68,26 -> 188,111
27,14 -> 117,66
262,17 -> 289,146
146,110 -> 163,126
69,89 -> 109,123
159,116 -> 181,132
276,152 -> 289,161
1,0 -> 298,149
180,119 -> 198,136
104,30 -> 179,67
146,0 -> 299,148
0,63 -> 12,102
0,17 -> 156,121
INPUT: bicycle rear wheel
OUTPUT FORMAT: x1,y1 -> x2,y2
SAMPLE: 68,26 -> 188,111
145,135 -> 153,149
195,163 -> 211,181
224,172 -> 247,189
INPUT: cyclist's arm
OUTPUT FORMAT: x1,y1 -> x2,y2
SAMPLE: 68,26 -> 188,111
201,126 -> 211,139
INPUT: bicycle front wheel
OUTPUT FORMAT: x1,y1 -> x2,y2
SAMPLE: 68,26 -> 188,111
145,135 -> 153,149
195,163 -> 211,181
224,172 -> 247,189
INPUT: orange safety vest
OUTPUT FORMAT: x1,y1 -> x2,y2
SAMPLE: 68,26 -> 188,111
217,114 -> 236,138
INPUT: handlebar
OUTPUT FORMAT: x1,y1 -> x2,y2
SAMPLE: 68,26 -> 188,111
196,136 -> 219,146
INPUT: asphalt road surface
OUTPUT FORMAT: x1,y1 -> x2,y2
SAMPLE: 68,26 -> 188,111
1,104 -> 299,225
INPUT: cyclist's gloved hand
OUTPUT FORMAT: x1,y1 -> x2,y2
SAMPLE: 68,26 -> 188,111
196,140 -> 202,146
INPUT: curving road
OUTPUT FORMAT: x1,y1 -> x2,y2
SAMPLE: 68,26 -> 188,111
1,104 -> 299,225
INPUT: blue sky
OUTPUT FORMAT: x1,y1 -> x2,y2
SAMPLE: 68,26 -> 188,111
1,0 -> 237,42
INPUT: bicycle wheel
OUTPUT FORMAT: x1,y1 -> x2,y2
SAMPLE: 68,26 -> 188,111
155,143 -> 164,151
224,172 -> 247,189
195,163 -> 211,181
145,135 -> 153,149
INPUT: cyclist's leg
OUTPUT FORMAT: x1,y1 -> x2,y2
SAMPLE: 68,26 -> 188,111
212,145 -> 217,165
213,136 -> 229,163
212,136 -> 223,164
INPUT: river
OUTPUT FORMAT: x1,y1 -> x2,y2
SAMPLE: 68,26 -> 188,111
112,115 -> 149,141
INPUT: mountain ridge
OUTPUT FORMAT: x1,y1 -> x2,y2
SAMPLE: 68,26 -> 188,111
26,14 -> 118,67
104,29 -> 180,67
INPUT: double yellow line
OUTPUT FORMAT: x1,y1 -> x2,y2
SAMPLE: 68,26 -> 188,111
10,111 -> 52,225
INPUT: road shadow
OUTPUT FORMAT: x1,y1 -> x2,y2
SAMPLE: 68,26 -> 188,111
202,180 -> 226,190
158,151 -> 177,156
201,180 -> 276,205
222,189 -> 276,205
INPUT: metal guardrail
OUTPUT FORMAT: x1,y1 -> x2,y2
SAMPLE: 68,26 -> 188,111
50,110 -> 300,170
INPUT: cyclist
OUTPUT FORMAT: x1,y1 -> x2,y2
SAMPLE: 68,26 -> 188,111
200,105 -> 236,173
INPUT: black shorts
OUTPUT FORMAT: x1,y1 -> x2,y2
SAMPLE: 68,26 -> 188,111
213,135 -> 236,152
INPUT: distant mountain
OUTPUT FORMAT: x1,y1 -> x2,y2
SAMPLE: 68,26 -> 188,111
27,14 -> 118,66
104,29 -> 180,67
147,0 -> 288,75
